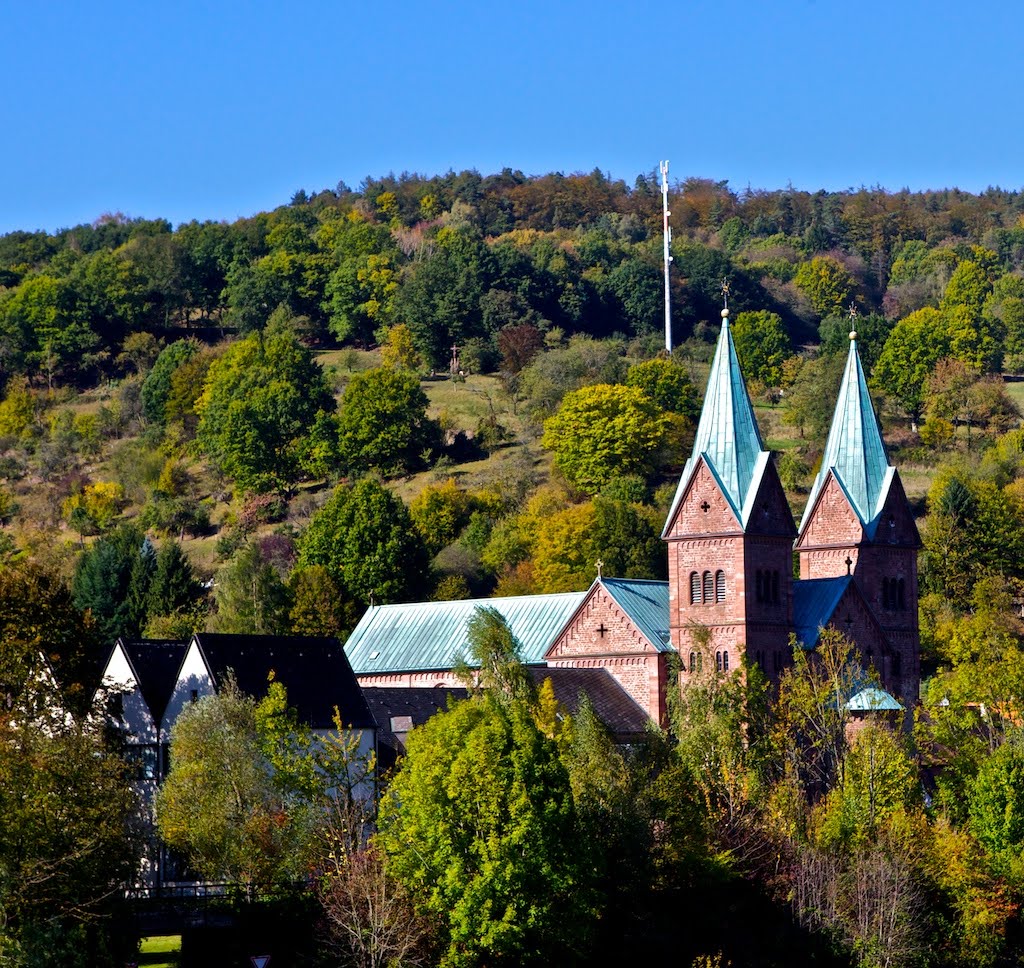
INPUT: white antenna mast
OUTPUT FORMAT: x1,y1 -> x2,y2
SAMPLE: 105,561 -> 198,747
660,159 -> 673,352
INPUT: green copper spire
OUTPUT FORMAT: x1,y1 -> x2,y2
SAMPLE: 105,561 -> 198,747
800,330 -> 889,531
689,307 -> 765,511
664,306 -> 767,530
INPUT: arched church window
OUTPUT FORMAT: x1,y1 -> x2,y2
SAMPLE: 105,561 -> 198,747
690,572 -> 701,604
689,651 -> 697,673
892,652 -> 902,678
715,570 -> 726,603
897,578 -> 906,611
715,651 -> 722,672
755,570 -> 763,603
722,650 -> 729,672
771,570 -> 780,604
703,571 -> 714,603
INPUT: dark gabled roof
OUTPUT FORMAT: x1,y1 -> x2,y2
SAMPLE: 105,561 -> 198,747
116,638 -> 189,724
362,686 -> 469,765
792,576 -> 853,648
191,633 -> 374,730
530,666 -> 650,739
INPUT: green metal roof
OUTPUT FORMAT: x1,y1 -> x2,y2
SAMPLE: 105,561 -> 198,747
345,592 -> 587,675
793,575 -> 852,648
845,687 -> 903,712
800,335 -> 889,533
664,311 -> 769,533
601,578 -> 671,651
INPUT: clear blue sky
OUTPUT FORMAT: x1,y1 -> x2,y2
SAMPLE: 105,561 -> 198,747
1,0 -> 1020,235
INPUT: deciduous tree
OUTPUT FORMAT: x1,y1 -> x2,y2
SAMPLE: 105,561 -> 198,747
541,383 -> 669,495
196,321 -> 334,492
335,367 -> 440,477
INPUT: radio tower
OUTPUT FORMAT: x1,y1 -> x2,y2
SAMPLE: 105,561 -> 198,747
660,160 -> 673,352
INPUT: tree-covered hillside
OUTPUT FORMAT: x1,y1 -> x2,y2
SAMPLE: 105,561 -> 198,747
4,169 -> 1024,966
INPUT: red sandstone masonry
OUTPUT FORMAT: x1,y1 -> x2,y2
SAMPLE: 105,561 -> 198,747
545,585 -> 666,723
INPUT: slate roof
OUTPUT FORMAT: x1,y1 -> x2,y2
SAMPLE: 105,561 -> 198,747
792,576 -> 853,648
664,309 -> 769,533
191,633 -> 374,730
530,666 -> 650,737
345,592 -> 587,675
114,638 -> 189,725
600,578 -> 672,651
361,686 -> 469,770
800,334 -> 890,533
362,666 -> 648,759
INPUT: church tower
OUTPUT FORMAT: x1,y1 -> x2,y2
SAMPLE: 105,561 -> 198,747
663,305 -> 796,679
795,330 -> 921,703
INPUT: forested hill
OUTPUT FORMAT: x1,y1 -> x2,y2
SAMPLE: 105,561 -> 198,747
2,170 -> 1023,388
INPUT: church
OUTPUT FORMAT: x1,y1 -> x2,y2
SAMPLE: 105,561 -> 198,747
346,305 -> 920,728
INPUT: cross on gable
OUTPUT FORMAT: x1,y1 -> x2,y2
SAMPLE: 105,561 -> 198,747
700,500 -> 711,512
596,623 -> 608,638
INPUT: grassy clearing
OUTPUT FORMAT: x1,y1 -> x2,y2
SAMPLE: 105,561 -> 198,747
314,346 -> 381,374
138,935 -> 181,968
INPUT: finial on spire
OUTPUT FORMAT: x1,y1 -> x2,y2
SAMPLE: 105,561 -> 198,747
848,303 -> 858,340
721,279 -> 730,319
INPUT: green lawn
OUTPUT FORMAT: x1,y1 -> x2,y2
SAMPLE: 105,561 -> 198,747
1004,378 -> 1024,412
138,935 -> 181,968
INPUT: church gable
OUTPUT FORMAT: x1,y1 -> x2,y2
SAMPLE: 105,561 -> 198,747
743,458 -> 797,537
870,471 -> 921,547
546,584 -> 659,661
664,458 -> 743,539
797,471 -> 864,550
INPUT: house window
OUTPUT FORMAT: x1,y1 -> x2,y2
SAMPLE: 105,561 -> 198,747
715,570 -> 726,603
703,571 -> 714,603
690,572 -> 701,604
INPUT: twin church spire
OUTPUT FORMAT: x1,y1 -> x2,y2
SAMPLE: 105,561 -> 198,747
663,304 -> 769,533
798,330 -> 891,534
668,303 -> 891,539
663,297 -> 918,703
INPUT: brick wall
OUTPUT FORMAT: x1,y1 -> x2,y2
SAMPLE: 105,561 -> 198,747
546,585 -> 666,722
666,457 -> 796,684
